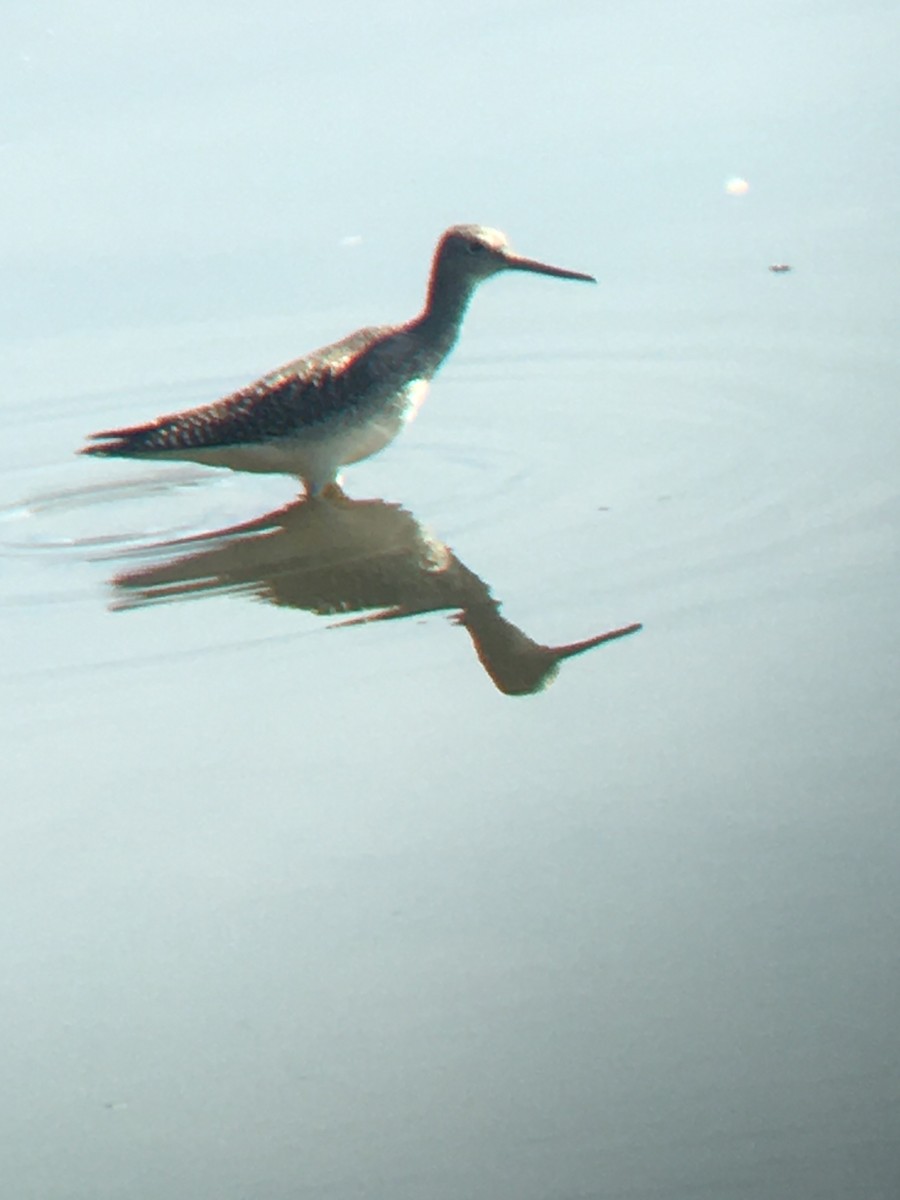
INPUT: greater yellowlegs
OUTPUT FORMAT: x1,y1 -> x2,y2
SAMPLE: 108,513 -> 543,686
82,224 -> 595,496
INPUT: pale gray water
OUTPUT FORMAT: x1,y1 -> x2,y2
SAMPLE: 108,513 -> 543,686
2,3 -> 899,1198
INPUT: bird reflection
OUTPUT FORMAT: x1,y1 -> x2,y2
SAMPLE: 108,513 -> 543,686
109,495 -> 641,695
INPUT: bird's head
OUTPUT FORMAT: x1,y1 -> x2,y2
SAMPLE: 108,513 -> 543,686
435,224 -> 596,285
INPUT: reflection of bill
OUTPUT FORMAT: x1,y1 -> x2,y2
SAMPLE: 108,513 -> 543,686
108,496 -> 641,696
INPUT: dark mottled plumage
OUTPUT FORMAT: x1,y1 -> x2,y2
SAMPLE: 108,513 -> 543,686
83,225 -> 595,495
89,327 -> 388,451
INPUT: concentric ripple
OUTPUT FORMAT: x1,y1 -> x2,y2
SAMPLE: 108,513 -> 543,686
0,466 -> 228,559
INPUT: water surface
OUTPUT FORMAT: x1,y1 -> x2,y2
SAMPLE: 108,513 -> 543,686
2,3 -> 899,1198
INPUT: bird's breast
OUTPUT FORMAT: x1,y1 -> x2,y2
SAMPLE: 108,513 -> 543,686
399,378 -> 430,423
338,378 -> 430,466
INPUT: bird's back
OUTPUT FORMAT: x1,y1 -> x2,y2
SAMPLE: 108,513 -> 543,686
84,324 -> 397,459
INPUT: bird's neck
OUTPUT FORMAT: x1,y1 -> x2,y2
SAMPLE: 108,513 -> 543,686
409,264 -> 481,368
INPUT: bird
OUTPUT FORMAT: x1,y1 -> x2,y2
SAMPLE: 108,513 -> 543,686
82,225 -> 595,497
768,263 -> 792,274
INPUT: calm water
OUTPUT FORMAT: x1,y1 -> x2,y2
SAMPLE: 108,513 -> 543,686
2,4 -> 899,1198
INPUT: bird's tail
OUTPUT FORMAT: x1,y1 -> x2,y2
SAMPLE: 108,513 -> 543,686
81,423 -> 168,458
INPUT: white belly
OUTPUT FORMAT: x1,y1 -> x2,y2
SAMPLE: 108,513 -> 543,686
338,378 -> 430,465
166,378 -> 431,490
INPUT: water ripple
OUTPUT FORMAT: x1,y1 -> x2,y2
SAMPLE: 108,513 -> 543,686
0,466 -> 232,557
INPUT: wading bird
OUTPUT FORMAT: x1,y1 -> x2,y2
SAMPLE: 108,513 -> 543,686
82,225 -> 595,497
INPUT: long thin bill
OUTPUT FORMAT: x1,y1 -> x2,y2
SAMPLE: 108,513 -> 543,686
506,253 -> 596,282
552,622 -> 643,659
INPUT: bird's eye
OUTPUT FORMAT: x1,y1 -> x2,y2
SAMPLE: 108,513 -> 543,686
467,242 -> 486,254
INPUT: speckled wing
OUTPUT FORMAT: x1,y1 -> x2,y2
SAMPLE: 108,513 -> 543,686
83,325 -> 391,457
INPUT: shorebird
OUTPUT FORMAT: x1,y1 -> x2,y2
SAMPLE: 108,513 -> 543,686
82,225 -> 595,496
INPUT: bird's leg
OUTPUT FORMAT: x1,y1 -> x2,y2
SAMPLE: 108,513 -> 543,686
304,478 -> 348,502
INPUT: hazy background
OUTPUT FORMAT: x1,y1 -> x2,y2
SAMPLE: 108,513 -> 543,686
1,3 -> 898,1198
